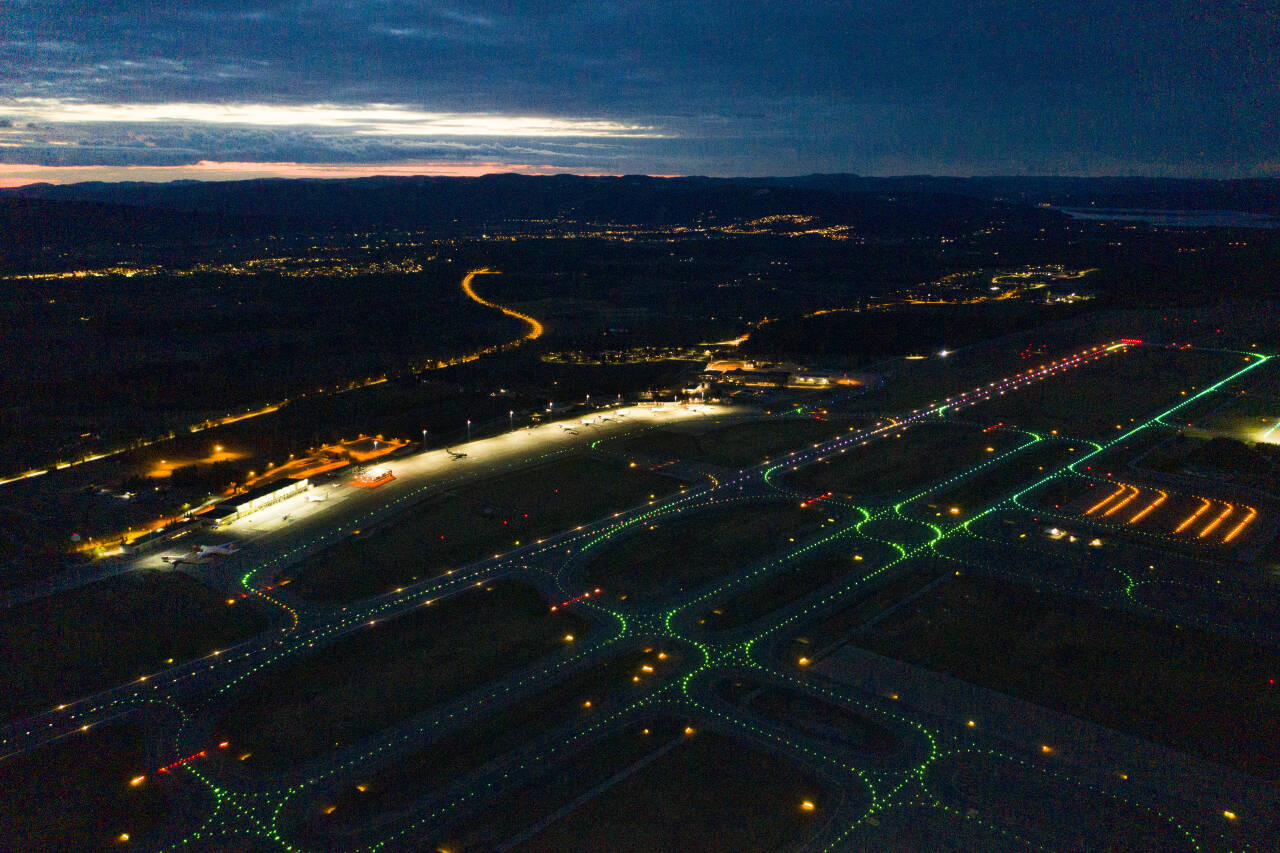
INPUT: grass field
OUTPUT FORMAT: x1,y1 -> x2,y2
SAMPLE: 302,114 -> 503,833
1131,576 -> 1280,632
832,316 -> 1142,416
697,543 -> 894,632
1026,475 -> 1095,510
787,563 -> 940,663
975,347 -> 1247,439
215,580 -> 590,770
926,751 -> 1202,851
287,456 -> 683,602
0,571 -> 271,720
858,516 -> 938,549
856,576 -> 1280,778
512,729 -> 833,853
582,501 -> 828,602
315,646 -> 681,830
718,677 -> 904,756
1166,358 -> 1280,434
614,416 -> 847,468
911,440 -> 1085,519
427,717 -> 686,851
784,422 -> 1024,499
436,725 -> 834,852
841,804 -> 1030,852
0,724 -> 170,852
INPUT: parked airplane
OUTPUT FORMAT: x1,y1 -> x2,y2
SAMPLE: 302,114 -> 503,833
196,542 -> 240,556
446,448 -> 468,460
160,542 -> 240,563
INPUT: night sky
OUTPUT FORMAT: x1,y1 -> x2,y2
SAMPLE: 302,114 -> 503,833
1,1 -> 1276,184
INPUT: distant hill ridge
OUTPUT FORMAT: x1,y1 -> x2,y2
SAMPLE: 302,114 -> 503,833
9,172 -> 1280,214
3,173 -> 1012,225
2,173 -> 1276,260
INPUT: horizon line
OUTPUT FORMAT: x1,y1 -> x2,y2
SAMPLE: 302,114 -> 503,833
1,160 -> 1277,190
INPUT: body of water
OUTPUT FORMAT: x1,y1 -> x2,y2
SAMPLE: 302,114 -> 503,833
1056,207 -> 1280,229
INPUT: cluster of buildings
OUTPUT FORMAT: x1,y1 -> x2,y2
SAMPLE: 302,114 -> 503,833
694,359 -> 879,391
680,361 -> 880,397
120,477 -> 313,555
203,478 -> 311,527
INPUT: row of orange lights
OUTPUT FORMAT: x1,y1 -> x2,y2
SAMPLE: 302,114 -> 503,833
1087,483 -> 1256,543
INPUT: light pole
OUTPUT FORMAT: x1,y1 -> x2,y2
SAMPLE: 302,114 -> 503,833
466,419 -> 471,441
422,428 -> 428,448
509,410 -> 514,430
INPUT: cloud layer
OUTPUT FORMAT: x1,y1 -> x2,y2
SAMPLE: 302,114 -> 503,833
1,1 -> 1276,180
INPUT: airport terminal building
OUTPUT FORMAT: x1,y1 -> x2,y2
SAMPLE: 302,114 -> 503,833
209,478 -> 309,528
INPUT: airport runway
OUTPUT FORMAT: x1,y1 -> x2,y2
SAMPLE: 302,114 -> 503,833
4,343 -> 1276,852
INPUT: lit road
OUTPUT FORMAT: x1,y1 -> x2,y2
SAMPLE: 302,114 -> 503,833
0,268 -> 539,492
460,267 -> 543,342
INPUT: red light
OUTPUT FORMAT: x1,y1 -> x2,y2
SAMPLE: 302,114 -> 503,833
156,749 -> 210,774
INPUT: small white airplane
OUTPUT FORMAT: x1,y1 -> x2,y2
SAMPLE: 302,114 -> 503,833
559,424 -> 578,434
446,448 -> 468,460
